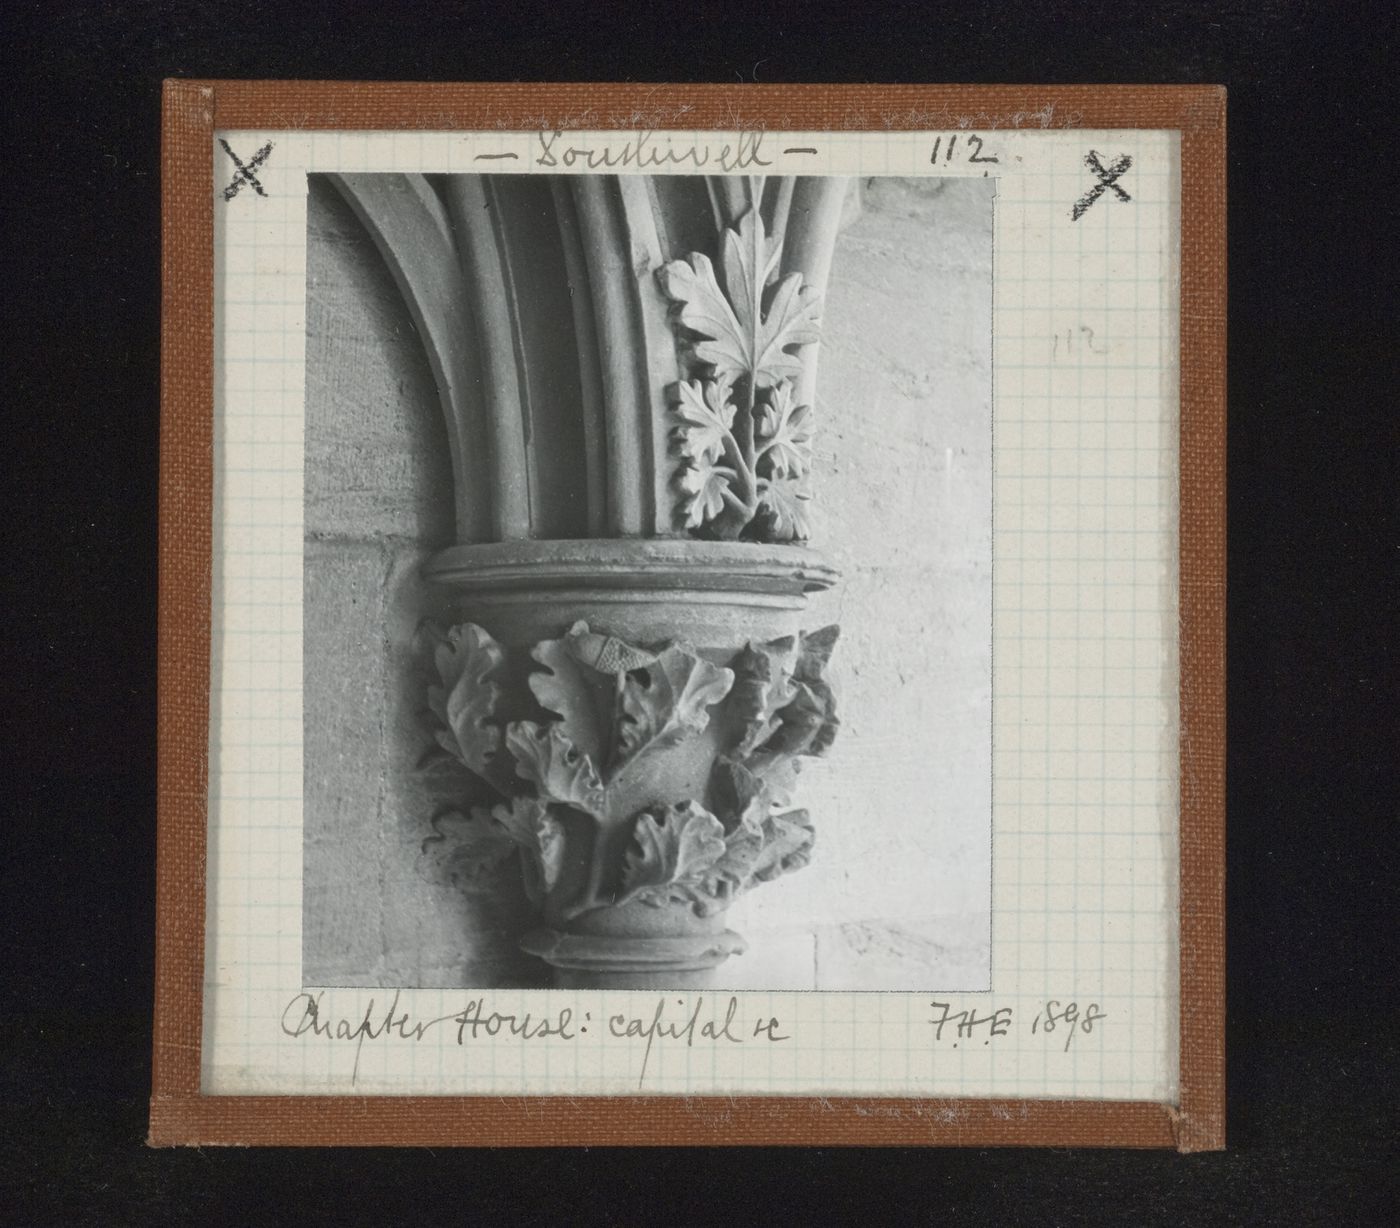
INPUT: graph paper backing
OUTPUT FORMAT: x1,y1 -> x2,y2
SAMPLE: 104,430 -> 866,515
200,128 -> 1180,1101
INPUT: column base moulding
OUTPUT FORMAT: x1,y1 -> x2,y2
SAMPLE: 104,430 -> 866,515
520,926 -> 747,991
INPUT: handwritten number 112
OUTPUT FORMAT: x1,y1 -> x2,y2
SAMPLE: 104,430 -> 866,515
931,134 -> 999,165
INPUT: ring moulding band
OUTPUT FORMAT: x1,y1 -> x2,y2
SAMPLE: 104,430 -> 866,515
423,538 -> 839,647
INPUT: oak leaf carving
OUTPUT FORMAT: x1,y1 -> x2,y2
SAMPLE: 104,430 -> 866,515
655,809 -> 817,916
792,624 -> 841,759
489,796 -> 566,904
528,624 -> 614,773
748,809 -> 816,883
711,752 -> 797,830
504,721 -> 604,813
417,810 -> 518,896
618,801 -> 727,905
728,636 -> 800,760
425,623 -> 509,790
797,623 -> 841,674
747,625 -> 841,765
614,644 -> 734,768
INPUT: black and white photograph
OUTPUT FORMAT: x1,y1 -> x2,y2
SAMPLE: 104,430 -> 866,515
11,0 -> 1394,1202
302,169 -> 994,993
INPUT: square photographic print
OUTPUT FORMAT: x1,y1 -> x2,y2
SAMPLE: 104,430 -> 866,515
166,91 -> 1221,1138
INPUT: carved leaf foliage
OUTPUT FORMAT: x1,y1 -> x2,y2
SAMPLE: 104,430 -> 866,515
793,624 -> 841,755
416,809 -> 519,897
656,252 -> 748,383
755,381 -> 813,480
719,206 -> 783,342
673,375 -> 736,466
615,644 -> 735,768
658,207 -> 822,392
748,810 -> 816,883
528,624 -> 614,772
414,742 -> 480,788
711,754 -> 795,832
797,623 -> 841,677
755,475 -> 813,542
700,823 -> 764,902
760,680 -> 824,758
425,623 -> 508,789
504,721 -> 604,813
678,457 -> 738,529
728,636 -> 799,759
419,622 -> 838,923
753,272 -> 823,389
618,801 -> 727,905
653,809 -> 817,916
785,680 -> 841,758
536,814 -> 567,893
489,796 -> 565,904
750,626 -> 841,762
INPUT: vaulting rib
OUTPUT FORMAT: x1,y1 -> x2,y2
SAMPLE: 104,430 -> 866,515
569,176 -> 653,537
644,174 -> 716,269
487,175 -> 593,540
781,177 -> 852,412
704,175 -> 751,232
324,172 -> 492,542
440,176 -> 533,541
549,178 -> 608,538
763,175 -> 798,259
615,176 -> 684,537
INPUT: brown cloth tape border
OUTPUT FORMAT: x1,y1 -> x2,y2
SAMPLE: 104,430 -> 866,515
154,82 -> 1225,1150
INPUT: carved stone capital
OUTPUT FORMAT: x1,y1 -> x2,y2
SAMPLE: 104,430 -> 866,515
419,612 -> 840,986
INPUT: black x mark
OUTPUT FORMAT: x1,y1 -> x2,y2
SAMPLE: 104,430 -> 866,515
1071,151 -> 1132,220
220,139 -> 274,202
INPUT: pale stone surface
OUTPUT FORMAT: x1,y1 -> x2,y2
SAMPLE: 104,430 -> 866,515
303,538 -> 548,987
729,177 -> 993,981
302,183 -> 545,986
302,175 -> 992,991
813,915 -> 992,993
717,929 -> 818,992
304,177 -> 454,546
302,540 -> 388,983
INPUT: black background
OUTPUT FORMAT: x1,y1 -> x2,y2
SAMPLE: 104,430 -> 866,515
2,2 -> 1395,1223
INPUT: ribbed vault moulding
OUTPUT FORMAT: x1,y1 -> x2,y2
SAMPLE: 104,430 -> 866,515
328,171 -> 851,544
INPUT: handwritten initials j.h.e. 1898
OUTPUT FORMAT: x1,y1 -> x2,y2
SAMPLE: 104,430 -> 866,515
930,1000 -> 1108,1052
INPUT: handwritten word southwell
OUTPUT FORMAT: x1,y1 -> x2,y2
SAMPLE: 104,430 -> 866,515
535,129 -> 772,173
